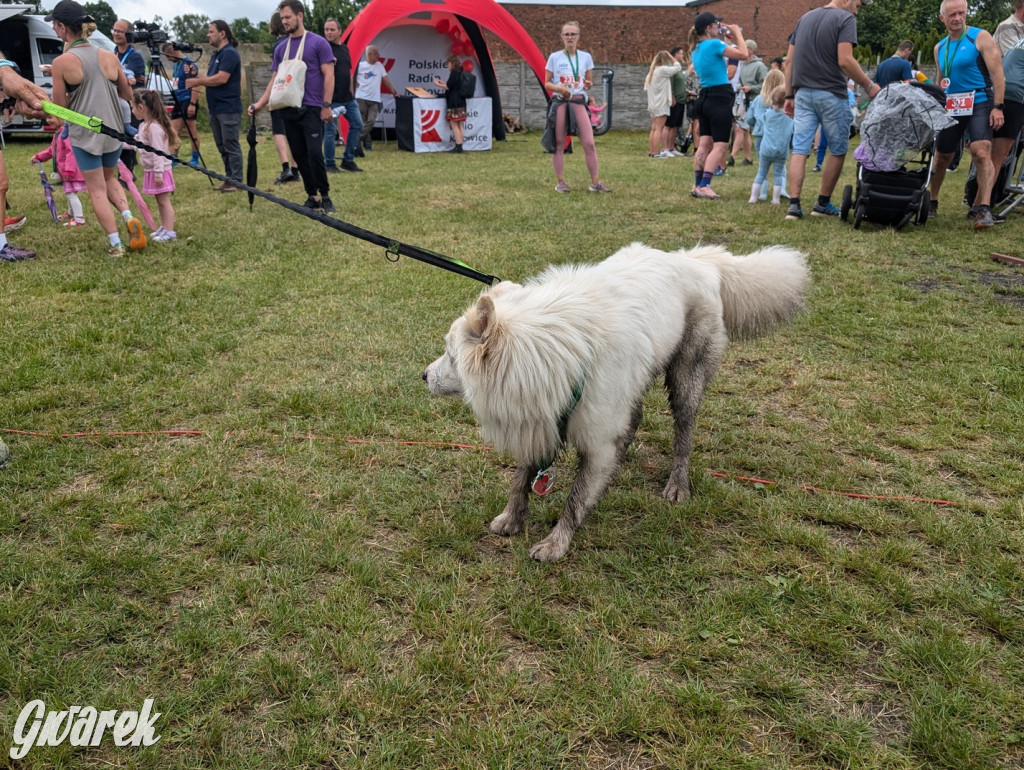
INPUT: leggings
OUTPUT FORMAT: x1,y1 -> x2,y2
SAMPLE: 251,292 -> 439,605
552,101 -> 598,180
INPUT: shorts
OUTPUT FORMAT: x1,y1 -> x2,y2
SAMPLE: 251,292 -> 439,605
169,100 -> 195,121
71,146 -> 122,172
271,108 -> 285,136
993,99 -> 1024,140
792,88 -> 853,156
666,101 -> 686,128
936,101 -> 993,153
694,85 -> 734,143
446,106 -> 467,122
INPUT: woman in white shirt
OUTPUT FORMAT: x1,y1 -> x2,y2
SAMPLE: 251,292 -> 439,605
544,21 -> 610,193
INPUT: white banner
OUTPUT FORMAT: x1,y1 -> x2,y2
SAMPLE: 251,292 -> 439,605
369,22 -> 483,131
412,97 -> 492,152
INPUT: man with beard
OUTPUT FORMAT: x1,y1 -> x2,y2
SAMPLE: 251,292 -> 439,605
322,17 -> 363,173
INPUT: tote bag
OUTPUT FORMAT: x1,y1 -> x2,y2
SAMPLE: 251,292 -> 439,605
269,33 -> 307,110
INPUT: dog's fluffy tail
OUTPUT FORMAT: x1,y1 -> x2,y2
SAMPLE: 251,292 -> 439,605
691,245 -> 809,341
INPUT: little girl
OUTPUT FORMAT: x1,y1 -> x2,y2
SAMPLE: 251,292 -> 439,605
31,115 -> 87,227
748,86 -> 793,205
132,90 -> 179,242
644,50 -> 681,158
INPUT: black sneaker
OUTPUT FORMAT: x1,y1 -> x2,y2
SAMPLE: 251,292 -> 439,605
341,161 -> 363,172
325,164 -> 341,174
928,200 -> 938,219
321,196 -> 336,214
274,169 -> 297,184
304,196 -> 323,210
785,202 -> 803,220
354,146 -> 365,158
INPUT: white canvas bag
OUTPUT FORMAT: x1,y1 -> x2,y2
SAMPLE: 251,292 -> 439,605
269,32 -> 307,110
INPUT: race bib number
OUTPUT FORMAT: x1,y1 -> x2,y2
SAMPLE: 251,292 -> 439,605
945,90 -> 975,116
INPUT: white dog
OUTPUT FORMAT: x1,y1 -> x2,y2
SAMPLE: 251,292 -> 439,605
425,242 -> 809,561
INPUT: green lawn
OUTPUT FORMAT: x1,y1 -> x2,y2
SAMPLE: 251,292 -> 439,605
1,128 -> 1022,768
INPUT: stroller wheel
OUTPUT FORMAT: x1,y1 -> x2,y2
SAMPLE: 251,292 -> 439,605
853,202 -> 866,229
841,184 -> 853,222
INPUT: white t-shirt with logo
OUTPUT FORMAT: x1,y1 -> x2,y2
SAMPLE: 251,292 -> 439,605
546,49 -> 594,97
355,60 -> 388,101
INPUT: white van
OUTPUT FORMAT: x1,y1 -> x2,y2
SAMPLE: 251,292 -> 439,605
0,3 -> 115,132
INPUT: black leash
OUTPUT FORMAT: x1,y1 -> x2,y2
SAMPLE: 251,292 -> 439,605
43,102 -> 500,286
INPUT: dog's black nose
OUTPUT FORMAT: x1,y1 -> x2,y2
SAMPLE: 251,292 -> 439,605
422,370 -> 428,382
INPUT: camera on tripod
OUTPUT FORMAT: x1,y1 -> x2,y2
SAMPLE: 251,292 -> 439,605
126,22 -> 200,54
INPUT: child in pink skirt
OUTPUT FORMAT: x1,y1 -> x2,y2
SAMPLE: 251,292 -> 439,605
31,115 -> 88,227
132,90 -> 179,242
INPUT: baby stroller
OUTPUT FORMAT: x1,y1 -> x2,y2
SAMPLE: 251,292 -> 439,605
840,82 -> 953,230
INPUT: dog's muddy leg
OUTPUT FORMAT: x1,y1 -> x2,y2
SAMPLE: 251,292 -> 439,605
489,463 -> 537,536
662,323 -> 726,502
529,446 -> 618,562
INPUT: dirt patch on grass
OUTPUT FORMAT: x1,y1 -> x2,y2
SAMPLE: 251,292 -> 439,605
909,268 -> 1024,309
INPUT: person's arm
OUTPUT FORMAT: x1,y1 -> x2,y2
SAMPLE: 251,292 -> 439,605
545,68 -> 570,98
48,55 -> 70,108
723,25 -> 747,61
583,68 -> 593,92
837,42 -> 880,99
978,30 -> 1006,128
783,43 -> 796,117
186,70 -> 231,89
320,60 -> 334,121
381,74 -> 395,95
250,74 -> 275,113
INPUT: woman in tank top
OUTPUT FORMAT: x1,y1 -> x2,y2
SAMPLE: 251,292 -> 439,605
47,0 -> 146,256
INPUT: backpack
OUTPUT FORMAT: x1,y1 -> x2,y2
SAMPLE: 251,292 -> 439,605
458,71 -> 476,99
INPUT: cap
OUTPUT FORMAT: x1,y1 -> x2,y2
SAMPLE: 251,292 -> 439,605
44,0 -> 93,25
693,12 -> 723,35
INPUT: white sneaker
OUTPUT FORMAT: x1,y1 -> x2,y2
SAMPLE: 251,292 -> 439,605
656,149 -> 674,158
669,149 -> 686,157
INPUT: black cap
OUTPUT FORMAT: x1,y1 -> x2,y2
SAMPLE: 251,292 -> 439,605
44,0 -> 93,25
693,11 -> 723,35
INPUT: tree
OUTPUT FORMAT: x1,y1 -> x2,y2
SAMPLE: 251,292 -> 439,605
169,13 -> 211,43
306,0 -> 368,36
83,0 -> 117,32
231,17 -> 273,44
857,0 -> 1012,61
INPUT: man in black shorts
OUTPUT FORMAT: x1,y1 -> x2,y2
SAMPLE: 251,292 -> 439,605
988,37 -> 1024,211
928,0 -> 1006,229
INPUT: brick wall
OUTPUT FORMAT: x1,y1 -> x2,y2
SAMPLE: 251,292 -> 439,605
486,1 -> 825,65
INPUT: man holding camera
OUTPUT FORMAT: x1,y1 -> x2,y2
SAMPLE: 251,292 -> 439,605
187,21 -> 244,192
111,19 -> 146,89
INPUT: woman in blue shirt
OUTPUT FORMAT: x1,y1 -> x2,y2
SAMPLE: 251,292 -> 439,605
689,11 -> 747,199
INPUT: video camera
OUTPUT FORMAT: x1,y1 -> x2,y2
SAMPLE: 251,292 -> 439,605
126,22 -> 201,54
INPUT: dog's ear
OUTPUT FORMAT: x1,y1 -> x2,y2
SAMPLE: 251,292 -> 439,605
471,294 -> 498,340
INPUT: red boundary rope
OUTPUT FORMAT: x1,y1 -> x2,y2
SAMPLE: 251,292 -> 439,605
0,427 -> 961,507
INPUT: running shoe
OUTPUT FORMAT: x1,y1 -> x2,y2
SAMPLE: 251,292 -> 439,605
0,243 -> 35,261
693,186 -> 721,199
555,181 -> 570,194
107,242 -> 126,258
62,219 -> 87,228
588,181 -> 612,193
974,208 -> 996,229
153,230 -> 177,242
4,215 -> 26,231
785,202 -> 804,220
811,201 -> 841,217
125,217 -> 147,250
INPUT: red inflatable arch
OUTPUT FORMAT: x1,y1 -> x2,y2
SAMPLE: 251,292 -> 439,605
342,0 -> 549,140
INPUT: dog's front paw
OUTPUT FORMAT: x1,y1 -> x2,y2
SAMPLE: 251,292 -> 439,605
529,536 -> 569,562
488,510 -> 523,537
662,478 -> 692,502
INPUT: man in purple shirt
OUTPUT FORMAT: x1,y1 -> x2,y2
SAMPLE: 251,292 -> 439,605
251,0 -> 337,213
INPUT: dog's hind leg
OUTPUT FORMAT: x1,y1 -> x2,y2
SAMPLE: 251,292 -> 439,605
529,444 -> 620,562
489,463 -> 537,536
662,318 -> 727,502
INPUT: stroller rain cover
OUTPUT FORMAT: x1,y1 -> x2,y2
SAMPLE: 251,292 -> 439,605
854,82 -> 956,172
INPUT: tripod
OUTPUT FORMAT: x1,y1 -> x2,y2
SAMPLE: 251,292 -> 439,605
144,46 -> 212,184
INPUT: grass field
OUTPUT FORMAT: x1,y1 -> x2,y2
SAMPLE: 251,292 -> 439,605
1,127 -> 1022,769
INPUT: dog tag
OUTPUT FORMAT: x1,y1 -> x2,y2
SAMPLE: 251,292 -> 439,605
532,467 -> 557,495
